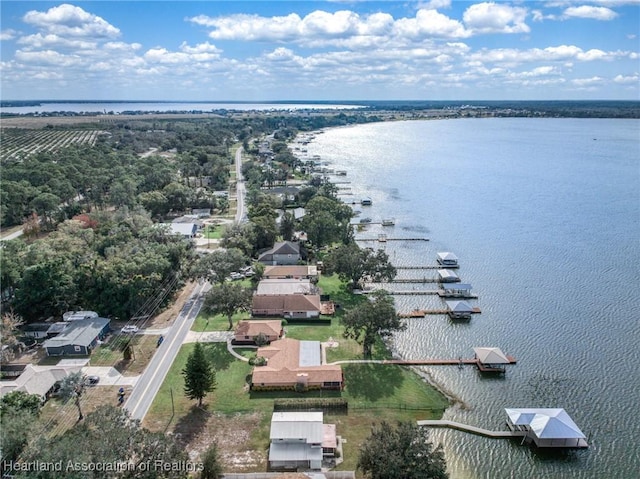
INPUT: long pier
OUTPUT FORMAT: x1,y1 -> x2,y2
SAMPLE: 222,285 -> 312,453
398,307 -> 482,317
396,265 -> 459,270
329,357 -> 516,367
417,420 -> 525,439
356,237 -> 429,242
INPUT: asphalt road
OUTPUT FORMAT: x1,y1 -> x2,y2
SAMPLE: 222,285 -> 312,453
124,280 -> 210,421
234,146 -> 247,223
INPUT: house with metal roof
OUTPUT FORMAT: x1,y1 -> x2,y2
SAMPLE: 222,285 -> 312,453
505,408 -> 589,448
42,317 -> 110,356
268,411 -> 338,471
166,222 -> 198,238
252,338 -> 342,391
256,278 -> 316,296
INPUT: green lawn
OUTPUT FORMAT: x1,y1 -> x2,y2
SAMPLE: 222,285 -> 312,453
146,343 -> 449,472
203,225 -> 223,239
148,273 -> 449,471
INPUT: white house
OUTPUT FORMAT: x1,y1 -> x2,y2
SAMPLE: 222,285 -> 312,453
268,411 -> 337,470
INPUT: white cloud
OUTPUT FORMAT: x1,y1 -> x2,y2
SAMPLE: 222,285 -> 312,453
1,29 -> 18,41
15,49 -> 81,67
179,41 -> 222,55
463,2 -> 530,34
17,33 -> 96,50
23,4 -> 120,38
563,5 -> 618,20
571,76 -> 604,85
613,73 -> 639,83
417,0 -> 452,10
394,9 -> 469,38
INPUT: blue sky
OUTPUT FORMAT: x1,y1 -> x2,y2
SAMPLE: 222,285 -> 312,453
1,1 -> 638,101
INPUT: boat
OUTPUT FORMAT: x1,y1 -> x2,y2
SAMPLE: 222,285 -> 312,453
382,218 -> 395,226
336,170 -> 347,176
361,197 -> 372,206
359,217 -> 372,224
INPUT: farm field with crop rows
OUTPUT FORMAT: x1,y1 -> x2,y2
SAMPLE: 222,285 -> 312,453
0,129 -> 106,161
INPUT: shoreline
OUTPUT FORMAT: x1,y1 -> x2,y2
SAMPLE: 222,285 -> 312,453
292,128 -> 463,414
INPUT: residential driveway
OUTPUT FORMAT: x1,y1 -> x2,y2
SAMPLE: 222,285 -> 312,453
82,366 -> 139,386
57,358 -> 90,367
183,330 -> 234,343
137,328 -> 171,335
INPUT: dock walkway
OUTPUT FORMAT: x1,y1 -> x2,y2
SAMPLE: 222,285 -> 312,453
417,420 -> 525,439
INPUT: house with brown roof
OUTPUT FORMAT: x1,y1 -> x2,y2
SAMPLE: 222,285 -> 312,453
263,265 -> 318,280
234,320 -> 283,344
251,338 -> 343,391
252,295 -> 322,319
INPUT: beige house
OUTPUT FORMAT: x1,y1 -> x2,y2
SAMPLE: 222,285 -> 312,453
234,320 -> 283,344
252,295 -> 321,319
251,338 -> 343,391
263,265 -> 318,280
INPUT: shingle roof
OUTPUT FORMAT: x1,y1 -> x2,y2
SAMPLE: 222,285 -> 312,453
235,320 -> 282,339
252,295 -> 321,313
253,338 -> 342,386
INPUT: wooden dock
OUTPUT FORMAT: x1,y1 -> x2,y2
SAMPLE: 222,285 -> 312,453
398,307 -> 482,317
437,291 -> 478,299
356,237 -> 429,242
331,357 -> 516,367
396,265 -> 459,270
417,420 -> 525,439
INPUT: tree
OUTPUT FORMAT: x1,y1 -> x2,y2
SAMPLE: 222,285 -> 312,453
58,371 -> 87,421
279,211 -> 295,241
190,248 -> 247,284
326,243 -> 397,289
1,406 -> 40,464
19,405 -> 189,479
0,310 -> 25,362
182,343 -> 216,407
342,290 -> 405,358
200,442 -> 223,479
203,282 -> 253,330
0,391 -> 42,417
357,421 -> 448,479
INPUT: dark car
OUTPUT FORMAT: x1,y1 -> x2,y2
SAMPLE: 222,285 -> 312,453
85,375 -> 100,386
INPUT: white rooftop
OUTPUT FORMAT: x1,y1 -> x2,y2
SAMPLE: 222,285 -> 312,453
505,408 -> 586,440
474,347 -> 510,364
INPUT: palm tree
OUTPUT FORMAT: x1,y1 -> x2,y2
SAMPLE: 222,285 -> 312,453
58,371 -> 87,421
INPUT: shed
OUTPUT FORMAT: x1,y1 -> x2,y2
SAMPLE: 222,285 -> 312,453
42,317 -> 110,356
22,323 -> 52,339
167,223 -> 198,238
505,408 -> 588,448
437,269 -> 460,283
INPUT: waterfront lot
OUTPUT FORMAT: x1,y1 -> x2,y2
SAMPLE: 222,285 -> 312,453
147,273 -> 449,472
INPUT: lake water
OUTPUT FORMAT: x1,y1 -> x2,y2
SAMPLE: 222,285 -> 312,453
301,118 -> 639,479
0,101 -> 362,115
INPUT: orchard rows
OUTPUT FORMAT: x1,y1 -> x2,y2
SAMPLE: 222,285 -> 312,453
0,129 -> 105,161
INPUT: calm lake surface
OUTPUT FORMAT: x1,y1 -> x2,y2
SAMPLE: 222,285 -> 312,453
302,118 -> 639,479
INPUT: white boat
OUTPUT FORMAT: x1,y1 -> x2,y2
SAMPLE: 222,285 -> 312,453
382,218 -> 395,226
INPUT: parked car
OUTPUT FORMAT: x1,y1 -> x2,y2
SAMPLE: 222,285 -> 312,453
229,272 -> 244,281
121,325 -> 139,334
85,375 -> 100,386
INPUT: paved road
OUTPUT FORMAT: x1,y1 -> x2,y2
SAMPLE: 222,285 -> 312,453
124,280 -> 210,421
234,146 -> 247,223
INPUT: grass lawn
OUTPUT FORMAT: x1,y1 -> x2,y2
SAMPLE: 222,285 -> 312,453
145,342 -> 449,473
90,333 -> 160,375
203,224 -> 223,239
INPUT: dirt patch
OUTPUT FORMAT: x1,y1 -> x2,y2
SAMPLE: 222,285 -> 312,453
146,281 -> 198,328
173,410 -> 268,472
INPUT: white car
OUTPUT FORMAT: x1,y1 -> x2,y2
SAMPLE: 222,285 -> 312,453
121,325 -> 139,334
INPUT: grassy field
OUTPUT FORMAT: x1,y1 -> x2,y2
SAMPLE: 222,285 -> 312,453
145,341 -> 449,473
149,273 -> 449,472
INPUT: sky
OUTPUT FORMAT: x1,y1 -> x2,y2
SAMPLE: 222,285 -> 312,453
1,1 -> 638,101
